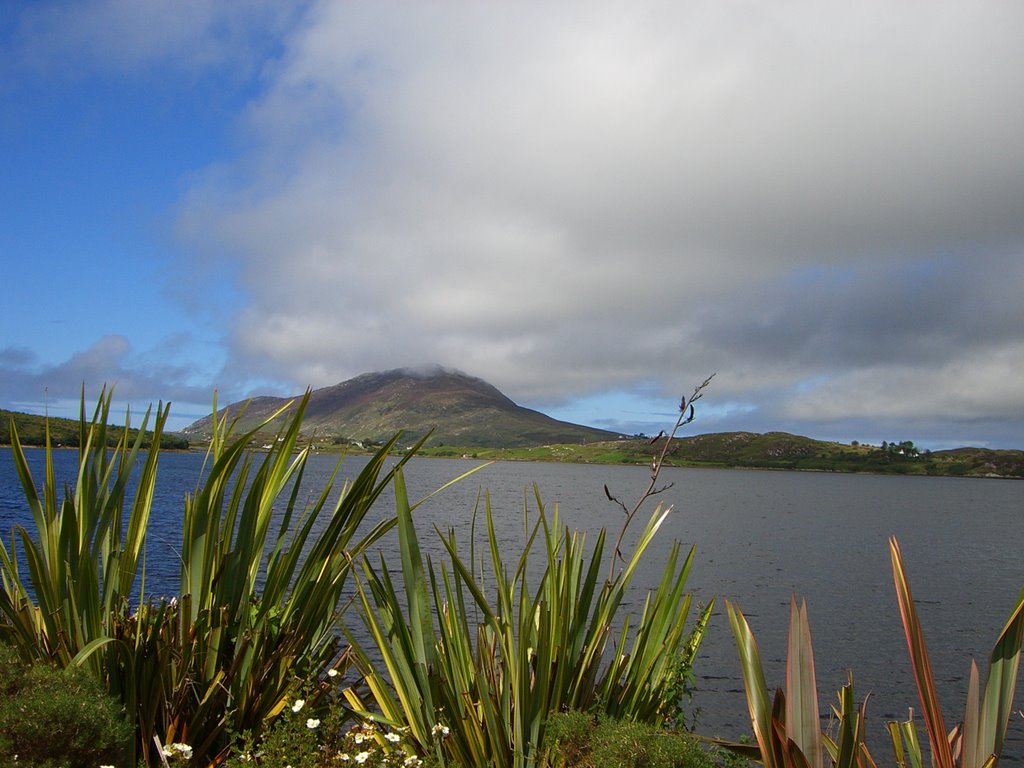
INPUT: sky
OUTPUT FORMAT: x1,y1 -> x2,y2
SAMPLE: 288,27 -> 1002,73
2,1 -> 1023,450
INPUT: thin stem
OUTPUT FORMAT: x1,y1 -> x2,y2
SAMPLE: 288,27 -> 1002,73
607,374 -> 715,581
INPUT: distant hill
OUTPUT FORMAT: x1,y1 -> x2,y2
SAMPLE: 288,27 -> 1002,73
5,371 -> 1022,478
0,408 -> 189,450
442,430 -> 1024,478
182,367 -> 621,449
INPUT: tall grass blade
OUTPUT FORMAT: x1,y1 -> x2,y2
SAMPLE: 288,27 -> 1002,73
976,586 -> 1024,765
727,600 -> 778,768
787,596 -> 823,768
890,536 -> 955,768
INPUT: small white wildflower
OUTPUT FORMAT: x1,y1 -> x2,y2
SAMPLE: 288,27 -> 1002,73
431,723 -> 450,737
161,742 -> 193,761
385,731 -> 401,743
403,758 -> 422,768
354,752 -> 370,764
353,732 -> 365,744
327,668 -> 339,678
172,743 -> 193,760
307,718 -> 321,729
292,699 -> 305,713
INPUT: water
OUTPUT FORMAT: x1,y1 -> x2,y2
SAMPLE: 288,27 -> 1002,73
2,447 -> 1023,761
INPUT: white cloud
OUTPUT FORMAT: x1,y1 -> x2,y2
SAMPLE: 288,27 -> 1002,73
0,336 -> 214,429
11,0 -> 1024,445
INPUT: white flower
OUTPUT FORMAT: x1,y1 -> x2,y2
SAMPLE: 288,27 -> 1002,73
354,752 -> 370,764
403,758 -> 423,767
291,699 -> 305,713
161,742 -> 193,761
353,732 -> 365,744
431,723 -> 450,737
307,718 -> 321,729
385,731 -> 401,743
327,668 -> 339,677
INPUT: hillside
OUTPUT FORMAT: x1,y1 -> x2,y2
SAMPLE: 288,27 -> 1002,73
0,409 -> 189,450
182,367 -> 620,449
429,430 -> 1024,479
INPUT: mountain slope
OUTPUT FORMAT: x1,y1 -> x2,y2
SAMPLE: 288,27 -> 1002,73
182,367 -> 619,448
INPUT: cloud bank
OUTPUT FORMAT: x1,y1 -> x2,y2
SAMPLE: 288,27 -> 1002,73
5,1 -> 1024,446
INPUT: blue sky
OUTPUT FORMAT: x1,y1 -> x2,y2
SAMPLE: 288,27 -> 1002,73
2,1 -> 1023,449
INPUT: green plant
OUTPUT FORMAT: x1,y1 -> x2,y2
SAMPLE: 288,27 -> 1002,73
0,641 -> 133,767
544,711 -> 716,768
725,596 -> 877,768
341,379 -> 715,768
724,542 -> 1024,768
225,694 -> 421,768
343,467 -> 711,768
887,537 -> 1024,768
0,388 -> 425,765
664,604 -> 713,731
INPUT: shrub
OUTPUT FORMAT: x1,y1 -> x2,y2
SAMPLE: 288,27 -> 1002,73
0,642 -> 133,767
225,699 -> 421,768
544,711 -> 715,768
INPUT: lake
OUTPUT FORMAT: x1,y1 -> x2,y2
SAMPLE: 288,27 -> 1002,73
2,447 -> 1023,761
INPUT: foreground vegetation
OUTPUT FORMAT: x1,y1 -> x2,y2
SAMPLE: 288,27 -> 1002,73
3,382 -> 1023,767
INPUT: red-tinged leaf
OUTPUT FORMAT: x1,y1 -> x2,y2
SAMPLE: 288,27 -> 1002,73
786,596 -> 823,768
727,600 -> 778,768
890,537 -> 955,768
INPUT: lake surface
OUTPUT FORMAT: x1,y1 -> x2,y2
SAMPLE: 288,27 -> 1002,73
2,448 -> 1023,761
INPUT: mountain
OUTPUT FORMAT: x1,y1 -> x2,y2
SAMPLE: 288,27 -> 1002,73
181,367 -> 620,448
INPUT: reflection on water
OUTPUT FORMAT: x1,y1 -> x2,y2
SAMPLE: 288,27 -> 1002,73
2,448 -> 1023,760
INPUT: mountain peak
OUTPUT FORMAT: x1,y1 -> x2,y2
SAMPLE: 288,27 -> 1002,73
183,368 -> 616,448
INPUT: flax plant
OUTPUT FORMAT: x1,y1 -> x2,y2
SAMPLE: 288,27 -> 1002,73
725,543 -> 1024,768
888,537 -> 1024,768
0,387 -> 163,669
1,388 -> 420,765
726,597 -> 878,768
343,471 -> 711,768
